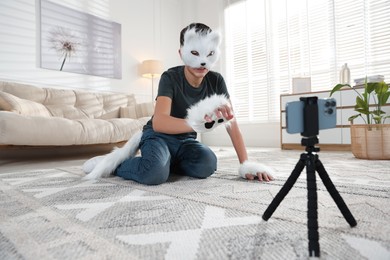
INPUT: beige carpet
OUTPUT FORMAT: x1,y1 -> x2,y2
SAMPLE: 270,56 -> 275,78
1,148 -> 389,259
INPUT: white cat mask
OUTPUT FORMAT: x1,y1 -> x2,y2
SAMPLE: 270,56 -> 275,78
180,27 -> 221,70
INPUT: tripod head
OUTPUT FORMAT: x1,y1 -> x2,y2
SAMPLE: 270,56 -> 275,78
301,136 -> 320,153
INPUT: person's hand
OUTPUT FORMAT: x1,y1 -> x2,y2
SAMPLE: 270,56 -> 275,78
244,171 -> 274,182
186,94 -> 232,133
204,104 -> 234,122
238,161 -> 275,182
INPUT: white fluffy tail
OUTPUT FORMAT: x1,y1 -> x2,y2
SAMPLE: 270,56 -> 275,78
83,131 -> 143,179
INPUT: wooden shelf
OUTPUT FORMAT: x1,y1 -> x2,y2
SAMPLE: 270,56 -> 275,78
281,143 -> 351,151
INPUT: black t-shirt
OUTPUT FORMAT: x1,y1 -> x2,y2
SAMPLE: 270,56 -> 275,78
144,66 -> 230,133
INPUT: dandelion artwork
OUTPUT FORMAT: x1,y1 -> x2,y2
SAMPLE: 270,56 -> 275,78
48,26 -> 81,71
39,0 -> 122,78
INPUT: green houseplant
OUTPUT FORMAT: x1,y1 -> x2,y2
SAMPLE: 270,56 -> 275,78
330,78 -> 390,159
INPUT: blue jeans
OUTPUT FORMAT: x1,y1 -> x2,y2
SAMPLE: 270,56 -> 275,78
115,128 -> 217,185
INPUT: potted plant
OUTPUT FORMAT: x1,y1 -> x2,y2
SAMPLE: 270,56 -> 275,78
330,78 -> 390,159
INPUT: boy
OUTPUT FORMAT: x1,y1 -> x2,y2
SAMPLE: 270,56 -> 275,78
84,23 -> 274,185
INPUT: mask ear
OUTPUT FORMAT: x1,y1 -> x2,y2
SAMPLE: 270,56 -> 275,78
209,31 -> 221,48
184,28 -> 197,45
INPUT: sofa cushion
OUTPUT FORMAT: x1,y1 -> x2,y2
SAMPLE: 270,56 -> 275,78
98,110 -> 120,119
43,88 -> 77,105
136,102 -> 154,118
99,93 -> 134,116
45,105 -> 90,119
120,102 -> 154,119
73,91 -> 105,118
0,81 -> 47,103
0,81 -> 138,120
40,90 -> 135,120
120,105 -> 138,119
0,92 -> 52,117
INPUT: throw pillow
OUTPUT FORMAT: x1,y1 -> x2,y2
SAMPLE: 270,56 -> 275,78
0,91 -> 52,117
98,109 -> 120,119
135,102 -> 154,118
120,102 -> 154,119
120,105 -> 138,119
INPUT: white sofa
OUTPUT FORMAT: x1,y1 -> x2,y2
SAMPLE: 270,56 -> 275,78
0,81 -> 153,147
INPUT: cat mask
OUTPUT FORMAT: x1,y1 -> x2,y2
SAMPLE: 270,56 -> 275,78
180,27 -> 221,70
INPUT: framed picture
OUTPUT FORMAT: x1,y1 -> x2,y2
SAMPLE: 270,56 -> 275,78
38,0 -> 122,79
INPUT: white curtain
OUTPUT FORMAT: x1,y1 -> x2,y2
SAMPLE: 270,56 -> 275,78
224,0 -> 390,123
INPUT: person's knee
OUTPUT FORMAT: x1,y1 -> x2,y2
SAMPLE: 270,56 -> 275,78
184,148 -> 217,178
192,167 -> 215,179
116,150 -> 171,185
138,159 -> 170,185
141,174 -> 169,185
195,157 -> 217,178
141,171 -> 169,185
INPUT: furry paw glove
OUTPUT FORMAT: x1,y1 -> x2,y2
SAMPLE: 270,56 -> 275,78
186,94 -> 231,133
238,161 -> 275,179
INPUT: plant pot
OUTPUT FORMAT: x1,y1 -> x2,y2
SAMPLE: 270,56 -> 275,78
350,124 -> 390,160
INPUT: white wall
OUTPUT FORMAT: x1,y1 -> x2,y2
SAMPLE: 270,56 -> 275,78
201,122 -> 280,148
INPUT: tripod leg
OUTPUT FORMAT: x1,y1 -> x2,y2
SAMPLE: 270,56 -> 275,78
262,154 -> 306,221
315,158 -> 357,227
306,153 -> 320,257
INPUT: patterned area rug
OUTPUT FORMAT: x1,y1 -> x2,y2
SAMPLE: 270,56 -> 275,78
1,148 -> 389,260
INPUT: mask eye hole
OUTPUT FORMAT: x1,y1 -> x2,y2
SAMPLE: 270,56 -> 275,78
207,51 -> 215,57
191,51 -> 199,56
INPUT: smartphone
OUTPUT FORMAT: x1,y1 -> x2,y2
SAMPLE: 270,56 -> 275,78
286,98 -> 336,134
318,98 -> 337,130
286,100 -> 304,134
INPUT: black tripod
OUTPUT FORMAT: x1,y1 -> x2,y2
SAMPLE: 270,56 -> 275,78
262,97 -> 357,257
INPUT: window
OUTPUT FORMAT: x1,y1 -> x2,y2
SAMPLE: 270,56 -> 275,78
224,0 -> 390,123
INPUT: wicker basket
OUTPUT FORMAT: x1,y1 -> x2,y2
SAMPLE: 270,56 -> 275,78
350,124 -> 390,160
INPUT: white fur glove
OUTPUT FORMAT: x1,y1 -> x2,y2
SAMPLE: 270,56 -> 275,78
186,94 -> 231,133
239,161 -> 275,180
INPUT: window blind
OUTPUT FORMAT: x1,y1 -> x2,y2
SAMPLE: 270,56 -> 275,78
224,0 -> 390,123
